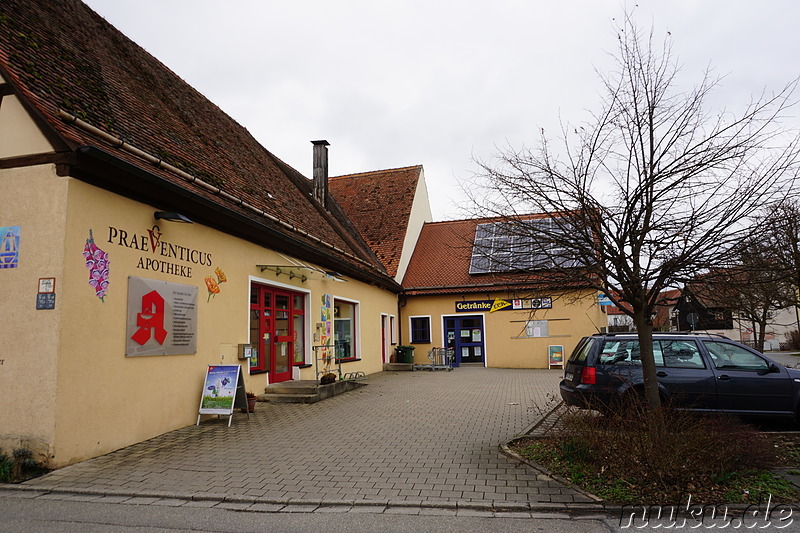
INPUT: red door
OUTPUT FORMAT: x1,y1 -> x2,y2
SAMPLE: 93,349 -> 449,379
249,285 -> 303,384
271,291 -> 293,383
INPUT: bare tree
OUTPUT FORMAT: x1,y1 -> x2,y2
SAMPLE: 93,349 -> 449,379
687,245 -> 795,352
763,200 -> 800,335
468,16 -> 800,409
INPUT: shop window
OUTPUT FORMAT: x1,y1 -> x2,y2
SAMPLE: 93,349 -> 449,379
410,316 -> 431,343
293,296 -> 305,364
334,299 -> 357,360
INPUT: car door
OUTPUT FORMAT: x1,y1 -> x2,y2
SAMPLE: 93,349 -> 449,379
702,340 -> 794,415
653,339 -> 717,410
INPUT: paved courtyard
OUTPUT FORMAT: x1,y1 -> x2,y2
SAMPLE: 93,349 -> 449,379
18,368 -> 594,508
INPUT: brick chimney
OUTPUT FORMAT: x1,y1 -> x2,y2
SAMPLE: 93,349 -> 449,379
312,140 -> 329,208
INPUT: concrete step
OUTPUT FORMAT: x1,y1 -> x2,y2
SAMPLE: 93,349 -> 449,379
383,363 -> 413,371
264,385 -> 318,395
258,393 -> 318,404
258,379 -> 367,404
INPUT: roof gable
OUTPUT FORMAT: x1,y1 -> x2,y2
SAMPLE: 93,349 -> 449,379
329,166 -> 422,277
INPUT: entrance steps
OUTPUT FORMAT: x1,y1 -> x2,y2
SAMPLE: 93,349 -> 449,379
382,363 -> 413,371
258,379 -> 366,404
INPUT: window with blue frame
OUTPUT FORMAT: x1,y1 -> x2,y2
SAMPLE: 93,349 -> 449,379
410,316 -> 431,343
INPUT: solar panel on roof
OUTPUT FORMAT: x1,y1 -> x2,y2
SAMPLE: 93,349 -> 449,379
469,218 -> 581,274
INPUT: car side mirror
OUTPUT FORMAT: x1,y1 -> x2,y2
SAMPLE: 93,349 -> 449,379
769,363 -> 781,373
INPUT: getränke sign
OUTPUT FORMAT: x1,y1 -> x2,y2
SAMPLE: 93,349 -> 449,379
455,297 -> 552,313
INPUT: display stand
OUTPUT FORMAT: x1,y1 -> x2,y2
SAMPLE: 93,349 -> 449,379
548,345 -> 564,369
197,364 -> 249,427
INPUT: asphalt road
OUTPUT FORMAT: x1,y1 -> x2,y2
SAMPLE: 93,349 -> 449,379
0,496 -> 624,533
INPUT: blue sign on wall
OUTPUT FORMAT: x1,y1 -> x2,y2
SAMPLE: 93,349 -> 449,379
0,226 -> 20,269
598,294 -> 613,306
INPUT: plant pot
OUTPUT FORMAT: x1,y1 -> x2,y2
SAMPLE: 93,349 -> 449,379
243,397 -> 257,413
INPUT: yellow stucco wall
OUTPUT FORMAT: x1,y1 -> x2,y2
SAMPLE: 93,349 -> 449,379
0,164 -> 68,461
402,291 -> 604,368
0,94 -> 55,158
2,164 -> 398,467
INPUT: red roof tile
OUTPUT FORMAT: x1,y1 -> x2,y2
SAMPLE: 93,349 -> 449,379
0,0 -> 393,287
402,216 -> 586,295
330,166 -> 421,277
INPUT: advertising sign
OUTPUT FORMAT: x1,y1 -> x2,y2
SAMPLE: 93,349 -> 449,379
198,365 -> 240,414
126,276 -> 198,356
549,345 -> 564,369
456,297 -> 552,313
197,365 -> 248,427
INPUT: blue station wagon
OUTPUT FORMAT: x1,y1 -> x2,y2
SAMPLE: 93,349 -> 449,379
559,333 -> 800,418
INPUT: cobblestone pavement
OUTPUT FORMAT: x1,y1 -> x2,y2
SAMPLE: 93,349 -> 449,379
13,368 -> 600,513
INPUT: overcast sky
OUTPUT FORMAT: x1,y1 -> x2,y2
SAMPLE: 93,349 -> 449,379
83,1 -> 800,220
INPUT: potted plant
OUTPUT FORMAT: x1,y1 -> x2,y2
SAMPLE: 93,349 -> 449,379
244,392 -> 257,413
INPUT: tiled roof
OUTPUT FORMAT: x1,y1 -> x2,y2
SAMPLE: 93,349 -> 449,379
402,216 -> 584,295
0,0 -> 393,288
329,166 -> 421,277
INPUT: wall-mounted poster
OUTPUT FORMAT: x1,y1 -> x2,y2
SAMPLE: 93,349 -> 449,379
549,345 -> 564,369
0,226 -> 20,269
126,276 -> 198,356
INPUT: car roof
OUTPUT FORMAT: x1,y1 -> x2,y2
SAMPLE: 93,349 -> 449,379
590,332 -> 731,340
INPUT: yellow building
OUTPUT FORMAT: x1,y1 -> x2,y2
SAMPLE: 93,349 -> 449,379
0,0 -> 401,467
400,218 -> 605,368
0,0 -> 606,470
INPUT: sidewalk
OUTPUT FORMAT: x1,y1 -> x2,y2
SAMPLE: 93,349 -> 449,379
2,367 -> 604,515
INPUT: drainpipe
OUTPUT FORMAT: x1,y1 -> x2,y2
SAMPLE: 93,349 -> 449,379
312,140 -> 329,208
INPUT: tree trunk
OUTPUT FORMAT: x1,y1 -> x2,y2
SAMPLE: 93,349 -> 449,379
634,310 -> 661,410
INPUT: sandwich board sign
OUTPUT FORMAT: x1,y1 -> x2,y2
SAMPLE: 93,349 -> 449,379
197,364 -> 248,427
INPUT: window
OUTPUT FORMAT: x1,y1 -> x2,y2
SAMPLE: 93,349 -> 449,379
704,341 -> 769,371
570,337 -> 596,363
410,316 -> 431,343
334,299 -> 357,360
293,293 -> 305,364
599,339 -> 704,369
390,315 -> 397,345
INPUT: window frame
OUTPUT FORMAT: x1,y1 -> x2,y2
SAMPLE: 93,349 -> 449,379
332,297 -> 359,361
409,315 -> 432,344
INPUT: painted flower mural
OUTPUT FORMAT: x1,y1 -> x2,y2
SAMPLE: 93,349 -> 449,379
205,267 -> 226,302
83,229 -> 110,301
204,276 -> 220,302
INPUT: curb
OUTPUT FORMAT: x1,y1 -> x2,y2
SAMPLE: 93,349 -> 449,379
0,483 -> 603,516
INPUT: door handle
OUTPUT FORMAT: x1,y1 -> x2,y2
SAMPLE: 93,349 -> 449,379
717,375 -> 731,381
656,371 -> 668,377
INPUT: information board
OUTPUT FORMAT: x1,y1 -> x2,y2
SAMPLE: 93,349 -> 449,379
548,345 -> 564,369
197,364 -> 248,427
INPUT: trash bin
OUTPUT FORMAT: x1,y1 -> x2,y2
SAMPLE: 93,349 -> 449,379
395,345 -> 415,364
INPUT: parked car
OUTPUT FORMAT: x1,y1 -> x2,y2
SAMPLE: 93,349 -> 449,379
559,332 -> 800,419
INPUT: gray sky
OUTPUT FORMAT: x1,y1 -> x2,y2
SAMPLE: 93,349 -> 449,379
83,1 -> 800,220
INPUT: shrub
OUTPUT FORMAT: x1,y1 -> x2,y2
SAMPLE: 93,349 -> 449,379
540,401 -> 776,503
785,329 -> 800,351
0,454 -> 11,483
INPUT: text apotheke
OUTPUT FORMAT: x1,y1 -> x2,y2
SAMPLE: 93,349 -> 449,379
107,225 -> 212,279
